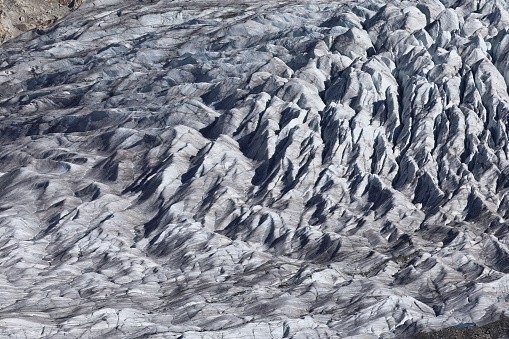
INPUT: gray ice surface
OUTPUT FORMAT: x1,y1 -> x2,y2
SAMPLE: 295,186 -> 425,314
2,0 -> 509,337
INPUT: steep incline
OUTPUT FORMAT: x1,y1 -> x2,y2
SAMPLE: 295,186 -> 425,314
2,0 -> 509,337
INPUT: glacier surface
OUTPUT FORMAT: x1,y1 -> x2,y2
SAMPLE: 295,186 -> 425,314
2,0 -> 509,337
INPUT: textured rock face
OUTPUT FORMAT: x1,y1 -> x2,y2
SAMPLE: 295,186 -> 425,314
2,0 -> 509,337
0,0 -> 82,44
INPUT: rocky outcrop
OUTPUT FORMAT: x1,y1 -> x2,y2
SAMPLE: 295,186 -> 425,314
2,0 -> 509,338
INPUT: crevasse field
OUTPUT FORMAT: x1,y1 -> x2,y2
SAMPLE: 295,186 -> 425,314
1,0 -> 509,337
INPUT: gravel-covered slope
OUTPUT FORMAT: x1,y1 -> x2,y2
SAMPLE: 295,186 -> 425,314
2,0 -> 509,337
0,0 -> 83,44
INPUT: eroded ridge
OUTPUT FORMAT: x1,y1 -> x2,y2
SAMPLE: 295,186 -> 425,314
1,0 -> 509,337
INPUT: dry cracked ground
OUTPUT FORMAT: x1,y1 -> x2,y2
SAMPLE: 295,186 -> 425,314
3,0 -> 509,338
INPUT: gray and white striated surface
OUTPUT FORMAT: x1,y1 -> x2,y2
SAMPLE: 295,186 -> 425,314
2,0 -> 509,337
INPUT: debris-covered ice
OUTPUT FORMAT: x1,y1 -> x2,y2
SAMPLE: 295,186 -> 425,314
2,0 -> 509,337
